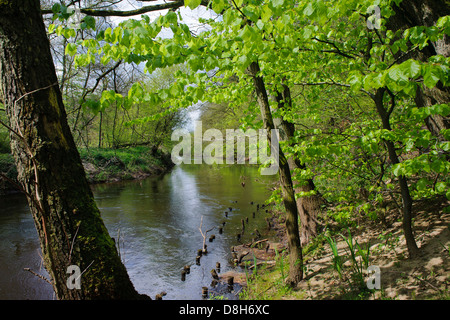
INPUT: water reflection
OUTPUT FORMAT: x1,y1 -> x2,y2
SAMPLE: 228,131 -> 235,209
0,164 -> 275,299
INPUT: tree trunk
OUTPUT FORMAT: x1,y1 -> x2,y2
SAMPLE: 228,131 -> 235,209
387,0 -> 450,139
374,89 -> 419,258
274,84 -> 323,246
248,62 -> 303,285
0,0 -> 147,299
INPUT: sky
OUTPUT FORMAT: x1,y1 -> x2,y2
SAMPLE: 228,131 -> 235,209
109,0 -> 218,38
107,1 -> 218,129
65,1 -> 217,130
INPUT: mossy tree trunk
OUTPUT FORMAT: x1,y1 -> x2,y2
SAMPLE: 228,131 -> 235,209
248,61 -> 303,286
0,0 -> 147,299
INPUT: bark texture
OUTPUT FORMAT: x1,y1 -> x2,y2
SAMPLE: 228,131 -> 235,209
248,61 -> 303,285
0,0 -> 147,299
274,84 -> 323,246
374,89 -> 419,258
387,0 -> 450,138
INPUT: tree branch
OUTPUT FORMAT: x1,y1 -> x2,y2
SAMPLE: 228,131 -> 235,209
23,268 -> 53,286
312,37 -> 358,60
294,81 -> 375,99
199,216 -> 215,253
41,0 -> 210,17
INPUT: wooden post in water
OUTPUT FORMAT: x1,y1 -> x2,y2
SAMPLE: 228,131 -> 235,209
202,287 -> 208,298
184,265 -> 191,274
211,269 -> 219,280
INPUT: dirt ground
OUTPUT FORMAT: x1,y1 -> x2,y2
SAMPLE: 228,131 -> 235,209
229,197 -> 450,300
299,211 -> 450,299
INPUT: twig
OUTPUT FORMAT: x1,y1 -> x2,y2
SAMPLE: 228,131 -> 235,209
68,222 -> 81,264
23,268 -> 53,285
117,228 -> 122,260
251,239 -> 269,248
199,216 -> 215,252
410,274 -> 443,293
77,260 -> 95,282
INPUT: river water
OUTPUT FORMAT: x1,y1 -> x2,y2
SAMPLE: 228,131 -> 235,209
0,164 -> 276,300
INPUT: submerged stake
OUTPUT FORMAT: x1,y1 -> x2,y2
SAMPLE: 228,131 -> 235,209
202,286 -> 208,298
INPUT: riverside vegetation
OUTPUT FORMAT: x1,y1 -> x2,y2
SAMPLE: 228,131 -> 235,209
237,198 -> 449,300
0,0 -> 449,299
0,146 -> 175,193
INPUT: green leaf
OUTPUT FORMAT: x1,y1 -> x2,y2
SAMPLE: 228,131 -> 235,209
83,16 -> 96,30
422,64 -> 443,89
185,0 -> 201,10
52,3 -> 61,14
388,65 -> 408,83
256,19 -> 264,30
303,3 -> 315,16
241,6 -> 258,22
164,11 -> 178,26
83,99 -> 101,114
65,43 -> 77,56
347,72 -> 362,92
212,0 -> 227,14
392,163 -> 405,177
416,178 -> 430,191
435,181 -> 447,193
403,59 -> 422,79
272,0 -> 284,8
261,5 -> 273,23
48,24 -> 56,34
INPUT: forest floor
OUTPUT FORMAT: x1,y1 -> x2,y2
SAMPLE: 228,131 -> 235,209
235,196 -> 450,300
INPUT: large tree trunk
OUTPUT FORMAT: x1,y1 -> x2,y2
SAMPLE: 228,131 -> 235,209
387,0 -> 450,138
274,84 -> 323,246
0,0 -> 147,299
248,62 -> 303,285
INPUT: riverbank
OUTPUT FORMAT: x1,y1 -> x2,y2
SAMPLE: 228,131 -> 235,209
236,196 -> 450,300
0,146 -> 175,194
79,146 -> 174,184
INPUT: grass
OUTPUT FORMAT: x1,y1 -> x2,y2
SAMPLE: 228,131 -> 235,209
78,146 -> 173,183
239,249 -> 306,300
80,146 -> 160,168
0,146 -> 173,191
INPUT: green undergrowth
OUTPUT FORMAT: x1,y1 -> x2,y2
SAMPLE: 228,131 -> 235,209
78,146 -> 174,183
240,195 -> 449,300
0,146 -> 174,192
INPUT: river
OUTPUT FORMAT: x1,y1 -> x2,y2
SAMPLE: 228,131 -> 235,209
0,164 -> 276,300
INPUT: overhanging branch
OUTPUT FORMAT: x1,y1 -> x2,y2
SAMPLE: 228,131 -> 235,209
294,81 -> 375,99
41,0 -> 210,17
